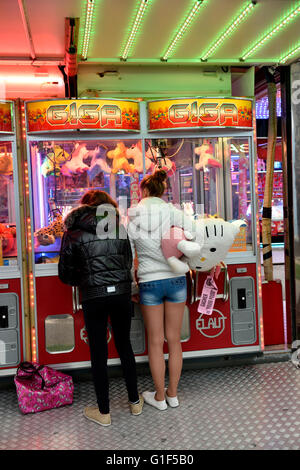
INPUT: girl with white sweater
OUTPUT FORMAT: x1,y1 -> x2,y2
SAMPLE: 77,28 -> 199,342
127,170 -> 195,410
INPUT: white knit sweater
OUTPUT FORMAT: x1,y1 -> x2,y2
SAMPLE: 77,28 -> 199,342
127,197 -> 194,284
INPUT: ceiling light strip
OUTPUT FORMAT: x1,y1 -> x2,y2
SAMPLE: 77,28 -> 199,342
201,1 -> 256,61
241,4 -> 300,61
279,43 -> 300,64
121,0 -> 151,61
81,0 -> 96,60
162,0 -> 204,61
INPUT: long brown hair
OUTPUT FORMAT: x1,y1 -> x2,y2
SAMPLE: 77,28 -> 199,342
80,190 -> 118,211
140,169 -> 167,197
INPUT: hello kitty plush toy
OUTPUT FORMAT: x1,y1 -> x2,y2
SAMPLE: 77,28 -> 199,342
161,218 -> 246,274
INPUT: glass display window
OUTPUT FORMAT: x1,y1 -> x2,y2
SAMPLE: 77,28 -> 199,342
147,137 -> 222,216
29,139 -> 144,264
147,136 -> 253,252
0,142 -> 17,266
223,137 -> 252,251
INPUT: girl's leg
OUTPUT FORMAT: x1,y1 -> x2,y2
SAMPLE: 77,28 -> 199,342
141,303 -> 165,401
109,294 -> 139,404
82,299 -> 110,414
164,301 -> 185,397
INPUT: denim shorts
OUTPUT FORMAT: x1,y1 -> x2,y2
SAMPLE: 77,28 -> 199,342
139,276 -> 187,306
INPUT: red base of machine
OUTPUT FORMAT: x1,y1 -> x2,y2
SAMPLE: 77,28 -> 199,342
262,280 -> 285,346
35,264 -> 261,367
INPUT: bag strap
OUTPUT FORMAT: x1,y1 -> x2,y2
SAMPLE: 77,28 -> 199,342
16,362 -> 46,390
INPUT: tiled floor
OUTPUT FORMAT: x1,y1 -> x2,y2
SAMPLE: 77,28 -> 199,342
1,360 -> 300,450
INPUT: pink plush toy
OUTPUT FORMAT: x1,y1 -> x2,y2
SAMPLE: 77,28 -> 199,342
161,218 -> 246,274
194,141 -> 222,171
61,143 -> 89,176
126,142 -> 153,173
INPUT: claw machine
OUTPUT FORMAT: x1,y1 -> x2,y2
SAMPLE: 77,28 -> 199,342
25,96 -> 263,370
0,101 -> 28,376
146,97 -> 263,358
25,99 -> 146,369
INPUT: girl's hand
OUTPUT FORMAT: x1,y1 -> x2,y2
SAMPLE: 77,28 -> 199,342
131,294 -> 140,303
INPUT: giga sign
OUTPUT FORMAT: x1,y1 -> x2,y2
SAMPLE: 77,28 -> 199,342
26,99 -> 140,132
148,97 -> 252,130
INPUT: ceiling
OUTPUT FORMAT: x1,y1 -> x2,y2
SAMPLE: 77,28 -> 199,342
0,0 -> 299,99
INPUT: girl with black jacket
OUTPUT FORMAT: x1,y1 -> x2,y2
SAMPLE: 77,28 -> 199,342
58,190 -> 143,426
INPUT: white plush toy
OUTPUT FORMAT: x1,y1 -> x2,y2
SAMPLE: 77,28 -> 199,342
161,217 -> 246,274
61,143 -> 89,176
194,141 -> 222,171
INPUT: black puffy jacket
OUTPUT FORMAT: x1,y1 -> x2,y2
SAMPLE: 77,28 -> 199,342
58,204 -> 133,301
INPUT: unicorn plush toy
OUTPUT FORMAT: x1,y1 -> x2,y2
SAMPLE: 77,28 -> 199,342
126,142 -> 153,173
60,143 -> 89,176
87,146 -> 111,181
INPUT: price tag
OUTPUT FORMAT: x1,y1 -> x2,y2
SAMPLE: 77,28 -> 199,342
197,275 -> 218,316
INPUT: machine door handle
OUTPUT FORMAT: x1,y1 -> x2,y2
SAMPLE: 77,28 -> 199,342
194,264 -> 229,303
72,286 -> 82,313
218,265 -> 229,303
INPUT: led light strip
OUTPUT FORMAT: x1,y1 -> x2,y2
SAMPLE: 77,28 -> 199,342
81,0 -> 95,60
201,1 -> 256,61
279,43 -> 300,64
256,92 -> 281,119
162,0 -> 204,61
241,4 -> 300,61
121,0 -> 151,61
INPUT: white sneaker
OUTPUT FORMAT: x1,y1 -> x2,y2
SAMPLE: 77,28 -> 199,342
142,391 -> 167,411
165,389 -> 179,408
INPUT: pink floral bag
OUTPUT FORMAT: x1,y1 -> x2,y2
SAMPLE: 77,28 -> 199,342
14,362 -> 74,414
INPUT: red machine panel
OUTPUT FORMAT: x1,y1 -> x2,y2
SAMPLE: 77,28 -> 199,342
182,264 -> 260,354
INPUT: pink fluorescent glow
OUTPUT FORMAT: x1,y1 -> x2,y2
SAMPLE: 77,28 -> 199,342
0,75 -> 63,85
36,152 -> 45,228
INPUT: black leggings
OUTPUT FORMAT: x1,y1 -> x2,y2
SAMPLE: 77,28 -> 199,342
82,293 -> 139,414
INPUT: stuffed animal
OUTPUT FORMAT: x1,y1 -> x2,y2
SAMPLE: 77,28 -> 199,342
194,141 -> 222,171
34,214 -> 64,246
107,142 -> 135,174
87,146 -> 111,181
0,224 -> 16,254
161,217 -> 246,274
154,157 -> 176,176
60,143 -> 89,177
41,146 -> 70,177
149,146 -> 176,176
0,152 -> 13,175
126,142 -> 153,173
